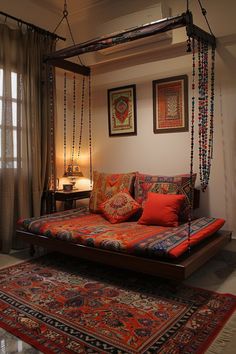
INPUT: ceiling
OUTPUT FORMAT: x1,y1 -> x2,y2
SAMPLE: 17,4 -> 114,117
31,0 -> 109,16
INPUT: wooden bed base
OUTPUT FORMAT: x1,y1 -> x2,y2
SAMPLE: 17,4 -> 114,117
16,229 -> 232,281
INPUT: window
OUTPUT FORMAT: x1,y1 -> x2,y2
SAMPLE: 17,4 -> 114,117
0,69 -> 22,168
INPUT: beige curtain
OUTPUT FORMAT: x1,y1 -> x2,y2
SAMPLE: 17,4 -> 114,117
0,24 -> 56,253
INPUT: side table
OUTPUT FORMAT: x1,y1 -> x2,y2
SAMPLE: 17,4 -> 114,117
45,189 -> 91,213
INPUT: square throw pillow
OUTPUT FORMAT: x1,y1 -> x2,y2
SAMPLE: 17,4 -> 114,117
134,173 -> 196,221
89,171 -> 136,213
138,192 -> 186,227
100,191 -> 141,224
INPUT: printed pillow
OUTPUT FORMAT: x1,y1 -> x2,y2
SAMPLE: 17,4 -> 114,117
138,192 -> 186,227
89,171 -> 136,213
100,191 -> 141,224
134,173 -> 196,221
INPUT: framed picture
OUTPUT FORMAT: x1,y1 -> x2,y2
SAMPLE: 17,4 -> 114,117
107,84 -> 137,136
153,75 -> 188,134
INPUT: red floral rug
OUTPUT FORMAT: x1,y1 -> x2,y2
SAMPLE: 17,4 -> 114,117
0,254 -> 235,354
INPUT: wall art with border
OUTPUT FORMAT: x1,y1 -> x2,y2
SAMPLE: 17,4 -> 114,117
107,84 -> 137,137
153,75 -> 188,133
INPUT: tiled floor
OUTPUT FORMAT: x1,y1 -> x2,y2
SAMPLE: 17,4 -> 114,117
0,327 -> 41,353
0,241 -> 236,353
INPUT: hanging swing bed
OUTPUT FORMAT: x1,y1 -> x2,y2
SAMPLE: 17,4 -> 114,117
16,4 -> 231,281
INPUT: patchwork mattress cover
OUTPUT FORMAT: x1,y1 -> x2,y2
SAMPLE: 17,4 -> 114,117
17,209 -> 225,259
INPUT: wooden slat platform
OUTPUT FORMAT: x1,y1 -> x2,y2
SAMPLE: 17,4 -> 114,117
16,229 -> 231,281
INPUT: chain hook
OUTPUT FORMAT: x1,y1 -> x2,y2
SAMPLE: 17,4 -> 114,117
63,0 -> 68,17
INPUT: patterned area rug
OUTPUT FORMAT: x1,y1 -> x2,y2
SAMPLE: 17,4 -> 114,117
0,254 -> 235,354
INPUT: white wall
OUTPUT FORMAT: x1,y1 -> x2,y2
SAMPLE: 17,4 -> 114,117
1,0 -> 236,236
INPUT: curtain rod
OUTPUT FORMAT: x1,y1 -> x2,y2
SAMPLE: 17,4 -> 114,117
0,11 -> 66,41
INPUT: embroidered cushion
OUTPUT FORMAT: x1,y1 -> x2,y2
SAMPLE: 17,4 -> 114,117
89,171 -> 136,213
134,173 -> 196,221
100,191 -> 141,224
138,192 -> 186,227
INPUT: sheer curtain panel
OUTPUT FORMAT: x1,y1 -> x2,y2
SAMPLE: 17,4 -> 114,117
0,24 -> 56,253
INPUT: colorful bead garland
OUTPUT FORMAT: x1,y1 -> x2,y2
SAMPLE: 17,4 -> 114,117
197,39 -> 215,192
188,36 -> 215,248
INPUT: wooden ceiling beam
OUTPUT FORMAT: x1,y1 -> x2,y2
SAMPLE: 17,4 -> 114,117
46,58 -> 90,76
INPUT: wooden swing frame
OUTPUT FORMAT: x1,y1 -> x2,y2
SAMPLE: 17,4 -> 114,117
44,11 -> 216,75
17,10 -> 231,281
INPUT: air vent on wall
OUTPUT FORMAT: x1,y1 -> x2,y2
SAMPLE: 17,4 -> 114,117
98,2 -> 171,56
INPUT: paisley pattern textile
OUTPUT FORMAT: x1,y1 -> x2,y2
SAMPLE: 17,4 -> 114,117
100,191 -> 141,223
89,171 -> 136,213
134,173 -> 197,221
0,255 -> 235,353
18,209 -> 225,258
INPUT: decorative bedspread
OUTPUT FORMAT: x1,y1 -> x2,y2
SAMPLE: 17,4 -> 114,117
18,209 -> 225,259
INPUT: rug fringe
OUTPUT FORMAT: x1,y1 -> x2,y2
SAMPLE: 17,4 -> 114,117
206,311 -> 236,354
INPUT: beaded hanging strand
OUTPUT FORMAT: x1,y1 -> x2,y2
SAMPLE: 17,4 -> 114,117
209,46 -> 215,162
71,73 -> 76,167
63,72 -> 67,176
198,38 -> 203,189
197,39 -> 214,192
202,41 -> 209,190
205,45 -> 215,185
187,36 -> 196,252
198,38 -> 209,191
185,1 -> 216,252
195,0 -> 216,191
88,74 -> 93,189
77,76 -> 85,163
49,65 -> 56,190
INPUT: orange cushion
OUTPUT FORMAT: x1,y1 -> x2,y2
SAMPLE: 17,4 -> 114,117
138,192 -> 186,227
134,173 -> 196,222
100,191 -> 141,224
